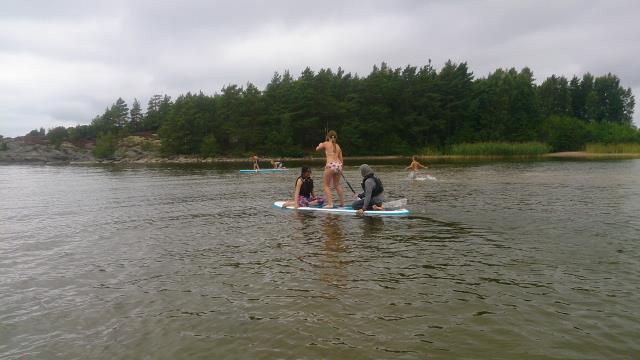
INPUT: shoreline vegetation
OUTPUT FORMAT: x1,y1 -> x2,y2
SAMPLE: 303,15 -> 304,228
2,135 -> 640,165
17,152 -> 640,165
1,60 -> 638,162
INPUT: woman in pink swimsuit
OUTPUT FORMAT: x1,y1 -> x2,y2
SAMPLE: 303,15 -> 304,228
316,130 -> 345,208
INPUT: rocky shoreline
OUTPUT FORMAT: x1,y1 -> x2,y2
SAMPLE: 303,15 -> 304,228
0,135 -> 314,165
0,136 -> 93,164
1,136 -> 639,165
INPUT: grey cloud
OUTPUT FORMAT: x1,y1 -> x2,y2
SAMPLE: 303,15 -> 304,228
1,0 -> 639,136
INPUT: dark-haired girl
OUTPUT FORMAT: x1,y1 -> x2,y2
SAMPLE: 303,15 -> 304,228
281,167 -> 324,208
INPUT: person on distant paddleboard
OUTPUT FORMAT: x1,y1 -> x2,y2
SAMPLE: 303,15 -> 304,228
281,166 -> 324,209
352,164 -> 385,215
251,155 -> 260,170
406,156 -> 429,180
271,159 -> 284,169
316,130 -> 344,208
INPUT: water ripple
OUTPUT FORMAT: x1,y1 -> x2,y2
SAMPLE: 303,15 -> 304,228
1,162 -> 639,358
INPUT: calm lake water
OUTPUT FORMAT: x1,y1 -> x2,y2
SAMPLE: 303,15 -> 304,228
1,160 -> 639,359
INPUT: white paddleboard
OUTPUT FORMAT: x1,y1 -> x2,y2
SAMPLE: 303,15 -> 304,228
240,168 -> 288,173
273,201 -> 410,216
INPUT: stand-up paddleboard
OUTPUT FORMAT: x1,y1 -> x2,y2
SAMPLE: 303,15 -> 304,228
240,168 -> 288,173
273,201 -> 410,216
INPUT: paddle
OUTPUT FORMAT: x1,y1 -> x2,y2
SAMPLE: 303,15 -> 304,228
340,171 -> 357,196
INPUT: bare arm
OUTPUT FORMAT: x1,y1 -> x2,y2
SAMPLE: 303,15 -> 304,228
338,147 -> 343,163
315,142 -> 325,151
293,179 -> 302,208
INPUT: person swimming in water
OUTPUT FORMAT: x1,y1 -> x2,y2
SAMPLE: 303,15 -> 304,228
280,166 -> 324,209
406,156 -> 429,180
316,130 -> 345,208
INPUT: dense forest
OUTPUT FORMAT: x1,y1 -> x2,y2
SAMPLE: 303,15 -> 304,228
27,61 -> 638,156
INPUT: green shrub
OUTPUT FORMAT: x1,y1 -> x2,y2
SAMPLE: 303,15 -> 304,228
379,134 -> 414,155
264,124 -> 301,157
141,140 -> 157,152
419,146 -> 443,156
46,126 -> 69,148
115,148 -> 127,158
448,142 -> 551,156
200,135 -> 219,158
585,143 -> 640,153
587,122 -> 640,144
93,132 -> 116,159
540,116 -> 590,151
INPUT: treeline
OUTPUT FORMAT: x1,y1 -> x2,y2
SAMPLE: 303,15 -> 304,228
30,61 -> 637,156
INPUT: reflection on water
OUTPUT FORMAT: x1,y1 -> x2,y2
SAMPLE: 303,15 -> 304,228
361,216 -> 385,237
321,214 -> 347,287
1,161 -> 639,358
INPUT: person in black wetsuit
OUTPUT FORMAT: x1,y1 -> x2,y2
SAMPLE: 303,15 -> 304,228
280,166 -> 324,208
352,164 -> 385,215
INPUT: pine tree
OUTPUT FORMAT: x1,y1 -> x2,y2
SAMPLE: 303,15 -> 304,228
129,98 -> 143,131
111,98 -> 129,128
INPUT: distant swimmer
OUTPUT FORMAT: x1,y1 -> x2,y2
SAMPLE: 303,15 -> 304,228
316,130 -> 344,208
406,156 -> 429,180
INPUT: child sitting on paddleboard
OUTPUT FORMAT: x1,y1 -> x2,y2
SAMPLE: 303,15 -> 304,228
281,166 -> 324,209
406,156 -> 429,180
271,159 -> 284,169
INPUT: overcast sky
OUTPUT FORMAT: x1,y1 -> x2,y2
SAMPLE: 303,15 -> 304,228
1,0 -> 638,137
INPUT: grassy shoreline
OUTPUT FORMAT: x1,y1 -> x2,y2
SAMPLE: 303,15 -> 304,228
4,136 -> 640,165
4,152 -> 639,166
544,151 -> 640,159
585,143 -> 640,154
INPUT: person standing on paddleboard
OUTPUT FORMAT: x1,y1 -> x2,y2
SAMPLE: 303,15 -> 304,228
316,130 -> 345,208
352,164 -> 385,215
251,155 -> 260,170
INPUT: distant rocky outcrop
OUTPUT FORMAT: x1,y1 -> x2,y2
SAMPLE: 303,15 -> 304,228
0,137 -> 94,164
108,135 -> 162,164
0,135 -> 162,164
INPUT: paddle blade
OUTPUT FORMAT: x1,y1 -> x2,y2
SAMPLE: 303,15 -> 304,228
383,198 -> 407,209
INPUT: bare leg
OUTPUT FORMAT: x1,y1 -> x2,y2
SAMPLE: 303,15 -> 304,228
333,172 -> 345,207
323,168 -> 333,208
